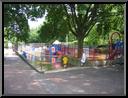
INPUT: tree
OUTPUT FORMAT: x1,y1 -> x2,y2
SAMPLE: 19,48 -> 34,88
27,28 -> 41,43
38,4 -> 124,58
4,4 -> 124,58
4,4 -> 45,48
96,4 -> 124,37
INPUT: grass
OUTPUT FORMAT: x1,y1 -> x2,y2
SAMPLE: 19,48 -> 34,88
68,56 -> 81,67
15,51 -> 44,73
33,61 -> 53,71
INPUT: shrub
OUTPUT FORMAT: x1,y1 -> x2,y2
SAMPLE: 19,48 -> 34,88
34,61 -> 53,71
68,56 -> 80,67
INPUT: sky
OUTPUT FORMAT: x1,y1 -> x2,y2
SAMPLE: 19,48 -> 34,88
28,12 -> 48,30
28,17 -> 45,30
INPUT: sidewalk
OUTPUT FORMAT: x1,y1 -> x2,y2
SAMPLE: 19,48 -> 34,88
4,50 -> 124,95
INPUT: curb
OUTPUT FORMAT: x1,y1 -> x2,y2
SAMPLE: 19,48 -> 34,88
45,66 -> 102,73
44,67 -> 88,73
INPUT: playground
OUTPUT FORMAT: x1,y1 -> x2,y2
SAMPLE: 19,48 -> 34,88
4,4 -> 125,95
15,32 -> 124,72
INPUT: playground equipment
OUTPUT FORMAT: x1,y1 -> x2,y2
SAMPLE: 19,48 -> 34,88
49,43 -> 62,68
17,31 -> 124,70
81,32 -> 124,66
87,32 -> 123,61
22,51 -> 27,58
108,32 -> 123,60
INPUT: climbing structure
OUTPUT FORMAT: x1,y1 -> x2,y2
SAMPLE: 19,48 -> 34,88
108,32 -> 123,60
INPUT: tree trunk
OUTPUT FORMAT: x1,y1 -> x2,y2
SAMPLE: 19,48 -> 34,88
77,38 -> 84,58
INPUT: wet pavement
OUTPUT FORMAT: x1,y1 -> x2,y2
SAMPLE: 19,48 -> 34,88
4,52 -> 124,96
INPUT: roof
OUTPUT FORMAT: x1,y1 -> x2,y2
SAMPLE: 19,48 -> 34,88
53,40 -> 61,44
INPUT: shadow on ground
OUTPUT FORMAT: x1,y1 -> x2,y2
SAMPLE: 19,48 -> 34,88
4,55 -> 124,95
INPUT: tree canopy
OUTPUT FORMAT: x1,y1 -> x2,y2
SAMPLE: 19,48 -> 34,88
4,4 -> 45,43
4,4 -> 124,57
38,4 -> 124,57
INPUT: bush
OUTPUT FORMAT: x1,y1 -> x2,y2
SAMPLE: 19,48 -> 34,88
33,61 -> 53,71
68,56 -> 80,67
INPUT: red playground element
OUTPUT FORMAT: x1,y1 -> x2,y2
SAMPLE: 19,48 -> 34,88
108,32 -> 121,60
108,48 -> 119,60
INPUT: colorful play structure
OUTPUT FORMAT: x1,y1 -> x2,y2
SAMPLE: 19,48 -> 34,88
108,32 -> 124,60
19,32 -> 124,69
85,32 -> 124,65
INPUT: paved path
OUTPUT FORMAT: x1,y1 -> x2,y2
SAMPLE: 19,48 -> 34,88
4,53 -> 124,95
0,66 -> 2,96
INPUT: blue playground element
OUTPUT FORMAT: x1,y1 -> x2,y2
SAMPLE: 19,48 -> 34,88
115,40 -> 124,49
49,44 -> 61,54
49,44 -> 61,63
112,40 -> 124,50
22,51 -> 27,58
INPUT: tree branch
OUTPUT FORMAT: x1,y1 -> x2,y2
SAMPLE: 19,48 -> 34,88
63,4 -> 77,36
82,4 -> 100,35
83,4 -> 92,23
69,4 -> 78,32
84,22 -> 96,38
